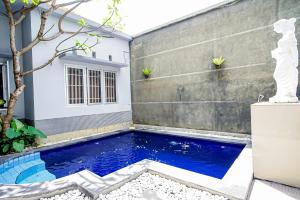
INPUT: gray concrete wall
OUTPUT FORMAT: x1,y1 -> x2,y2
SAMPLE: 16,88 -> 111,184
130,0 -> 300,134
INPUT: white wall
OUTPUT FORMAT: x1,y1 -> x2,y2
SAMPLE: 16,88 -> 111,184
29,10 -> 132,121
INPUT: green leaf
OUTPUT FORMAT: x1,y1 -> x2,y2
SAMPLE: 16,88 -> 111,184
212,56 -> 225,66
11,119 -> 25,132
142,68 -> 152,76
5,128 -> 21,139
78,19 -> 87,27
32,0 -> 40,5
21,0 -> 29,5
2,144 -> 9,153
27,126 -> 47,138
20,126 -> 29,134
10,0 -> 16,3
12,140 -> 24,152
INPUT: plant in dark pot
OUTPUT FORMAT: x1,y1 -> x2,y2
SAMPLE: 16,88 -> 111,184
142,68 -> 152,79
212,56 -> 225,69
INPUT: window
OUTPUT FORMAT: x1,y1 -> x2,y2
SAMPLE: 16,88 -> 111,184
105,71 -> 117,103
66,67 -> 85,104
88,70 -> 101,104
65,65 -> 117,105
0,62 -> 8,107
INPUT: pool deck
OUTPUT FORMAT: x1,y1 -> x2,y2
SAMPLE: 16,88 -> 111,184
0,127 -> 253,200
248,179 -> 300,200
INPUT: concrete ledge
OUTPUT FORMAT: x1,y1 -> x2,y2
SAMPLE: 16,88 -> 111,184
134,124 -> 251,144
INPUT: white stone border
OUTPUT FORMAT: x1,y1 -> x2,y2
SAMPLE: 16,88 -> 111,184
134,124 -> 251,144
0,130 -> 253,200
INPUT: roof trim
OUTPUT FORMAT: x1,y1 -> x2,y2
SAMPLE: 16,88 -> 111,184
38,4 -> 132,41
133,0 -> 240,38
59,53 -> 127,68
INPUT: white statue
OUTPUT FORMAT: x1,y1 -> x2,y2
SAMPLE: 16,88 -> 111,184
269,18 -> 299,103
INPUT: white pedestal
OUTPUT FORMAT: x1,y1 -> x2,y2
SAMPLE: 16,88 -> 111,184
251,102 -> 300,188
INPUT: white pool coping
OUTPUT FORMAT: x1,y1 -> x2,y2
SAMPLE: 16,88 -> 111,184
0,130 -> 253,200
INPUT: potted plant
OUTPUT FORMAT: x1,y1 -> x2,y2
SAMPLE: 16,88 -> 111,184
212,56 -> 225,69
142,68 -> 152,79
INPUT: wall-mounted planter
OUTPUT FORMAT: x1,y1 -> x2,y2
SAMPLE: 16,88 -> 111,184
144,74 -> 150,79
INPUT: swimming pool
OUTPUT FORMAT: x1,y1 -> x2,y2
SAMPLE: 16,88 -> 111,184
40,131 -> 245,179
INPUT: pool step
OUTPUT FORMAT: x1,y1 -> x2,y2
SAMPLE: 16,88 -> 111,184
15,160 -> 46,184
18,170 -> 56,184
0,153 -> 56,184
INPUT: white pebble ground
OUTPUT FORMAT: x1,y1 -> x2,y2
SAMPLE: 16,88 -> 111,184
40,172 -> 228,200
40,189 -> 91,200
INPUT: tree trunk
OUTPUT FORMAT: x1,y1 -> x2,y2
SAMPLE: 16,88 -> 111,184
2,85 -> 25,133
2,54 -> 25,135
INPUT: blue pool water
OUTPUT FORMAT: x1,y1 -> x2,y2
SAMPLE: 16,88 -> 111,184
40,131 -> 245,179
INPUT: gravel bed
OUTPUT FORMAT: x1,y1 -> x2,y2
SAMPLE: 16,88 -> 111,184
40,172 -> 228,200
98,172 -> 228,200
40,190 -> 91,200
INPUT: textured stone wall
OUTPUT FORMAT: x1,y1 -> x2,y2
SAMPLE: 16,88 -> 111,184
130,0 -> 300,134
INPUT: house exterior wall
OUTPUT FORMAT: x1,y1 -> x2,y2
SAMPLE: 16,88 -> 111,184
130,0 -> 300,134
22,13 -> 35,121
24,10 -> 132,135
0,15 -> 25,119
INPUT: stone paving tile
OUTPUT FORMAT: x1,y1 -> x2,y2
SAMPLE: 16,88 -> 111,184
249,179 -> 300,200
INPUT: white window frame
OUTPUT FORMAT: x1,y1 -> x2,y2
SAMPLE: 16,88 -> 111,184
64,64 -> 87,106
0,62 -> 8,104
87,68 -> 102,105
64,64 -> 119,106
104,70 -> 118,104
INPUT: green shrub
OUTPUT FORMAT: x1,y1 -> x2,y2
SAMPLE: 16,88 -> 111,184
142,68 -> 152,78
212,56 -> 225,69
0,119 -> 47,154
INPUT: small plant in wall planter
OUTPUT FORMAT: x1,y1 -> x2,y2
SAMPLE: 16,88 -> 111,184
212,56 -> 225,69
142,68 -> 152,79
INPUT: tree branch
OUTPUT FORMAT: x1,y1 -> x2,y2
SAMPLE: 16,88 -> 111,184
14,0 -> 53,25
21,37 -> 100,77
18,1 -> 86,55
14,5 -> 38,25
